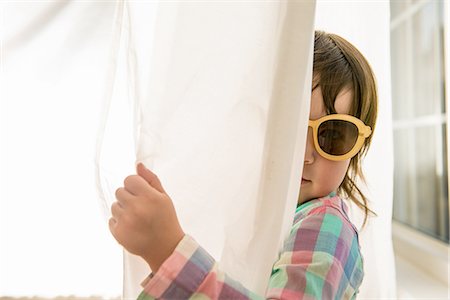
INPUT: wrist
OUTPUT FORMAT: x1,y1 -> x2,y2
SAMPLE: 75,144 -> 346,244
145,230 -> 185,273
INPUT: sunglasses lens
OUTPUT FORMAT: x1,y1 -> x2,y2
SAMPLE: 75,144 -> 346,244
318,120 -> 358,156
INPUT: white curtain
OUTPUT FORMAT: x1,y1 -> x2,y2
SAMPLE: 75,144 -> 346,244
1,1 -> 122,297
95,1 -> 316,297
2,1 -> 395,298
315,1 -> 397,299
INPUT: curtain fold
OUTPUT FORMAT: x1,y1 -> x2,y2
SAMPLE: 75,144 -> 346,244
96,0 -> 316,297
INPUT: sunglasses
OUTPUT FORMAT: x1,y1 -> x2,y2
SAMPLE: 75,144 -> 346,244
308,114 -> 372,161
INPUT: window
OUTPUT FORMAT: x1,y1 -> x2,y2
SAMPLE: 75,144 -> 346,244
390,0 -> 449,243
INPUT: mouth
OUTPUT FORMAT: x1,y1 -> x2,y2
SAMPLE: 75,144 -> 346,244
301,178 -> 311,185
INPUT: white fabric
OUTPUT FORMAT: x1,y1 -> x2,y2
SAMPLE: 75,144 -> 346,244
1,1 -> 122,297
2,1 -> 395,298
95,1 -> 316,297
315,1 -> 397,298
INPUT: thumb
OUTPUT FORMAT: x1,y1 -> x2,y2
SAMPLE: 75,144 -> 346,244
136,163 -> 166,194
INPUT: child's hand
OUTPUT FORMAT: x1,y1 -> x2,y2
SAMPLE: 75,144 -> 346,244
109,163 -> 185,273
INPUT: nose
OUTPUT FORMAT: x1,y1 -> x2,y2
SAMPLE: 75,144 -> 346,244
304,127 -> 315,164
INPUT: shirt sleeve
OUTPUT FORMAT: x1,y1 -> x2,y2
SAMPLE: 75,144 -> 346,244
137,206 -> 364,300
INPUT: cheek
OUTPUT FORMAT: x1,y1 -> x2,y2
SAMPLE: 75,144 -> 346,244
317,159 -> 350,191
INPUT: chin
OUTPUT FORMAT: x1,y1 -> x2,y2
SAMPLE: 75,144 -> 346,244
298,189 -> 333,204
298,194 -> 311,205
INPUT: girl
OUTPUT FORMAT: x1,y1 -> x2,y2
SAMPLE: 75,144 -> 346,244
109,30 -> 378,299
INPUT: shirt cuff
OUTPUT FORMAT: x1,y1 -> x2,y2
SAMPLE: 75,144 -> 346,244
140,234 -> 215,298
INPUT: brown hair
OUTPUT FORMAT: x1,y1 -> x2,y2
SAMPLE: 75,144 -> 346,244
313,30 -> 378,226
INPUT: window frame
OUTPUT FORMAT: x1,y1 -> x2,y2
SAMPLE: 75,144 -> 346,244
390,0 -> 450,286
392,220 -> 449,286
445,0 -> 450,241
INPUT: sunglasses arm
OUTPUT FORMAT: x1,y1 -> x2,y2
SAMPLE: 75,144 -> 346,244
361,126 -> 372,138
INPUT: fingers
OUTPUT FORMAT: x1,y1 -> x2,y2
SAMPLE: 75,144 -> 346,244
136,162 -> 166,194
108,217 -> 123,246
108,217 -> 117,234
111,201 -> 123,218
108,218 -> 114,234
111,187 -> 128,224
109,201 -> 125,242
123,174 -> 152,196
115,187 -> 131,207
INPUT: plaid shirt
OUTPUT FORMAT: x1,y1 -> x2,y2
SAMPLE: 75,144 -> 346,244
137,195 -> 364,299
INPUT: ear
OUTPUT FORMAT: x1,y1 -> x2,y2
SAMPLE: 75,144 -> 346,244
136,163 -> 166,194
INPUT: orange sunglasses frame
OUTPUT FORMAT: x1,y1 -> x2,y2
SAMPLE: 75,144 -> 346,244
308,114 -> 372,161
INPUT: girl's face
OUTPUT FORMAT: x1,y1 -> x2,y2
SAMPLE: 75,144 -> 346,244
298,86 -> 353,204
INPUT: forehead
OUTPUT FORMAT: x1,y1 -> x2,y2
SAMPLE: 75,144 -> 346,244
310,86 -> 353,119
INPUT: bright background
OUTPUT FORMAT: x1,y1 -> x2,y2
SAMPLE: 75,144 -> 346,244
0,2 -> 122,297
